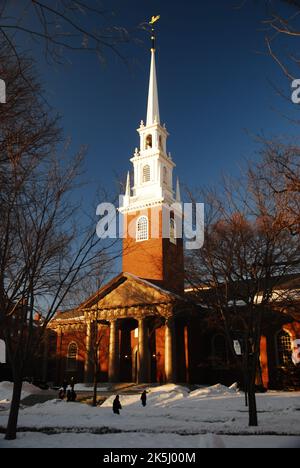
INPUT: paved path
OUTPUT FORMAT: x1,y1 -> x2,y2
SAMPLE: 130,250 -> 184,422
21,393 -> 57,406
21,383 -> 159,407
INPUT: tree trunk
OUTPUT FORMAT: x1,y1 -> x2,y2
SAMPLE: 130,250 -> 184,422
244,371 -> 248,407
248,355 -> 258,427
245,389 -> 248,407
5,377 -> 23,440
248,381 -> 258,426
92,365 -> 98,407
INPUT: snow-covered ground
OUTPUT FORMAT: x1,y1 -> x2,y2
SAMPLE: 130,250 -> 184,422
0,381 -> 42,406
1,432 -> 299,448
0,383 -> 300,448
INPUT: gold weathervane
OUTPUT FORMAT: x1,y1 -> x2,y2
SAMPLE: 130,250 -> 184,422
149,15 -> 160,50
149,15 -> 160,25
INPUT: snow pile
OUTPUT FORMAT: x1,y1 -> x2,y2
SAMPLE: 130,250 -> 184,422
148,384 -> 190,396
229,382 -> 239,392
189,383 -> 239,399
0,381 -> 42,403
102,384 -> 189,409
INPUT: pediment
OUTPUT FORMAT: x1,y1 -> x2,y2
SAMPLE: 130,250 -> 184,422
89,274 -> 174,311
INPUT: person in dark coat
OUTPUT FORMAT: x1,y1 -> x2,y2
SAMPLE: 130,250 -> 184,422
113,395 -> 122,415
70,376 -> 75,391
62,379 -> 68,397
141,390 -> 147,407
70,389 -> 77,402
66,386 -> 72,402
58,387 -> 65,400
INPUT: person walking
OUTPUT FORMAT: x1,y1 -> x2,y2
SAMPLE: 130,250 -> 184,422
70,388 -> 77,402
141,390 -> 147,407
62,379 -> 68,397
113,395 -> 122,415
66,385 -> 72,402
70,376 -> 75,390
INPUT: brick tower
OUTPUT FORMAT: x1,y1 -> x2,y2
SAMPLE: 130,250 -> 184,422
120,32 -> 184,295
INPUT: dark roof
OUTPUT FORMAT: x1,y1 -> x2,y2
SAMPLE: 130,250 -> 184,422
185,274 -> 300,301
54,308 -> 84,320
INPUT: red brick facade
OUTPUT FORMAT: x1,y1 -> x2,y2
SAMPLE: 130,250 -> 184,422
122,207 -> 184,295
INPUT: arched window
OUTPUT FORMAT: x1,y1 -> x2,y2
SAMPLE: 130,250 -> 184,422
212,334 -> 228,367
163,166 -> 168,185
67,342 -> 78,371
276,330 -> 292,367
143,165 -> 151,183
136,215 -> 148,241
145,134 -> 152,149
170,218 -> 176,244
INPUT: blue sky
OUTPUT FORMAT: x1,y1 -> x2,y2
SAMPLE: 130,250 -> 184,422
21,0 -> 300,206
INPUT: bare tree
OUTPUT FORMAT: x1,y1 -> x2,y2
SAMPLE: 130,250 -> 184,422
262,0 -> 300,80
236,0 -> 300,80
0,44 -> 116,440
254,141 -> 300,235
64,267 -> 111,407
186,155 -> 300,426
0,1 -> 130,66
88,320 -> 108,407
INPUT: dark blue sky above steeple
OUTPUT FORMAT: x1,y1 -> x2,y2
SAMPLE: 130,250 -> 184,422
29,0 -> 299,207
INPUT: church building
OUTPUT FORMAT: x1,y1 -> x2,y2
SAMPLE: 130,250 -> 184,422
47,34 -> 193,386
45,35 -> 300,391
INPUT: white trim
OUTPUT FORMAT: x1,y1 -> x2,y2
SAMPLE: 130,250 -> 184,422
142,164 -> 151,183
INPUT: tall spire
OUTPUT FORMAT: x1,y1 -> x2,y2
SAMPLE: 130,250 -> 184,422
176,177 -> 181,203
125,171 -> 130,197
146,28 -> 160,126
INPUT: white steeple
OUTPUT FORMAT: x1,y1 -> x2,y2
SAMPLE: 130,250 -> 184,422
120,27 -> 177,213
176,178 -> 181,203
146,48 -> 160,126
125,171 -> 131,197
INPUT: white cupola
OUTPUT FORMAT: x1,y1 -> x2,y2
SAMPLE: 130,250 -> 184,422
121,34 -> 177,213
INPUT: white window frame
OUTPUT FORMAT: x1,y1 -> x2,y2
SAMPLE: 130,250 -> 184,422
67,342 -> 78,371
142,165 -> 151,183
276,330 -> 292,367
136,215 -> 149,242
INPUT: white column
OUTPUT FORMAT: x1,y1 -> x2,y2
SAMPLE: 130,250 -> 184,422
165,318 -> 176,383
108,320 -> 120,383
84,320 -> 93,383
138,318 -> 150,383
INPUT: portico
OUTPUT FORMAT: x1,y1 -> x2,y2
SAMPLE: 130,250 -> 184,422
81,273 -> 180,384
